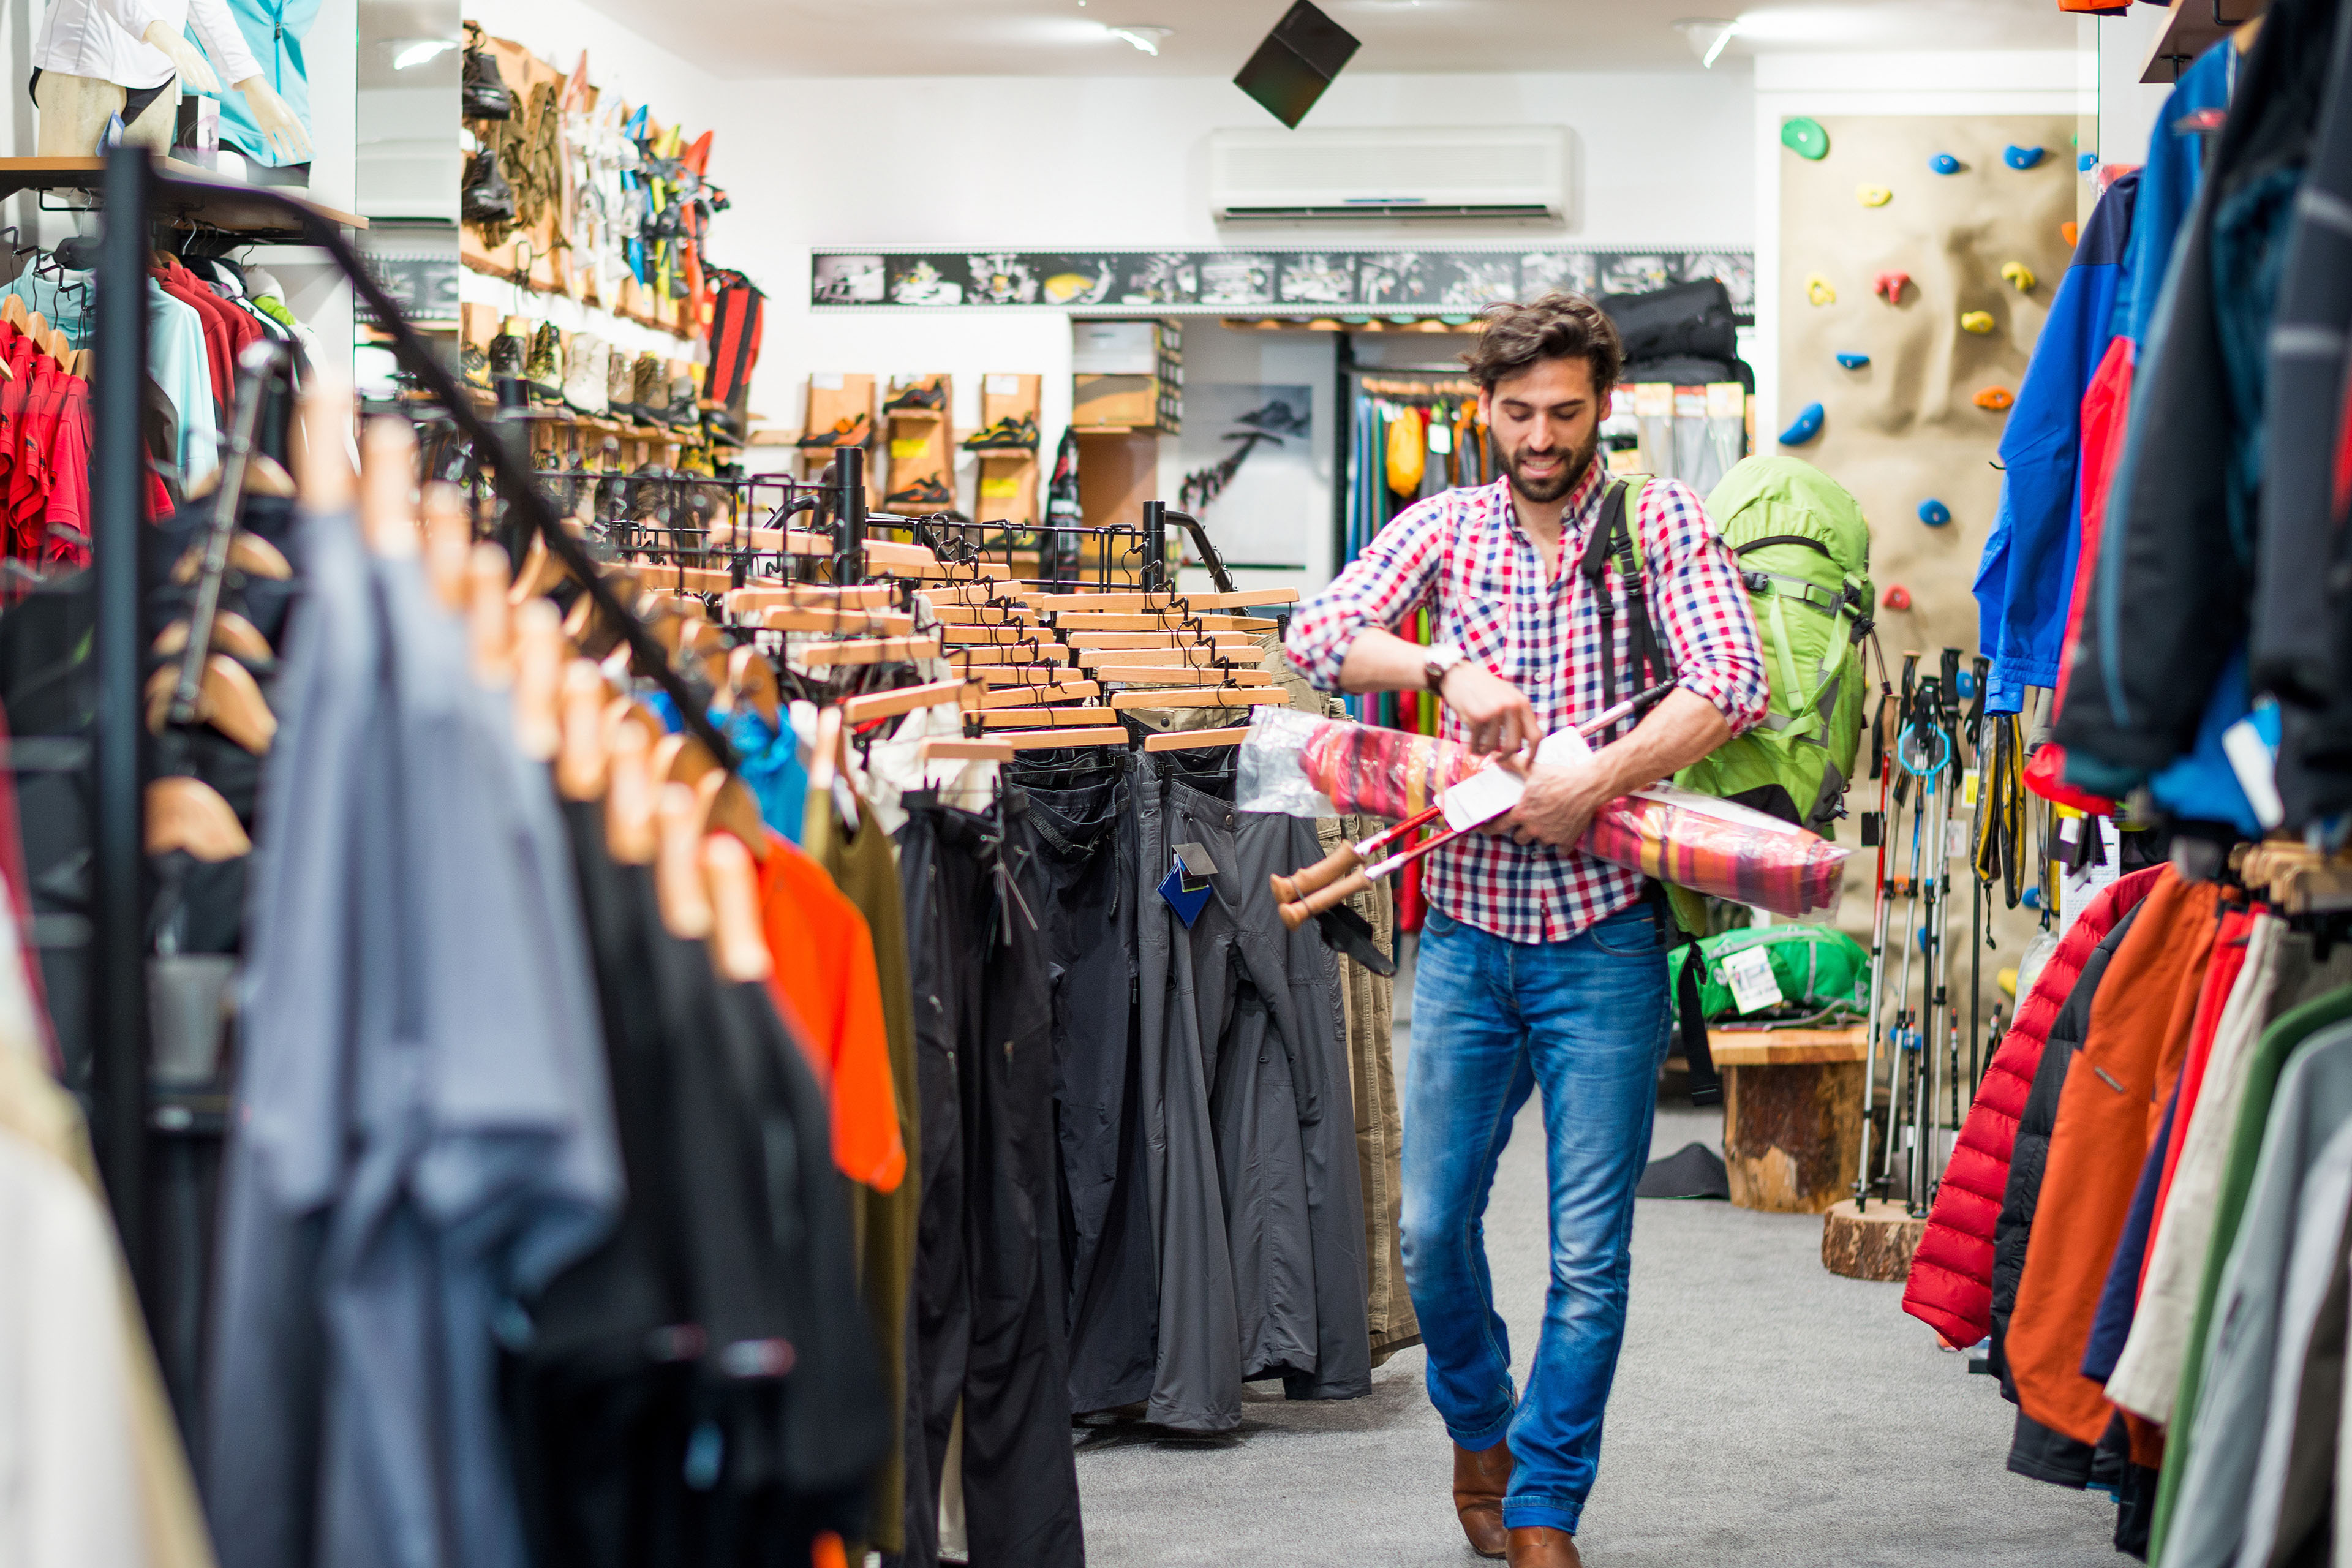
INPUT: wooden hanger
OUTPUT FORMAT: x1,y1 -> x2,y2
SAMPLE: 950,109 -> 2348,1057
556,660 -> 611,802
153,609 -> 271,663
655,780 -> 714,938
701,829 -> 773,982
726,644 -> 782,731
512,598 -> 564,761
650,728 -> 771,861
605,714 -> 658,864
1,295 -> 26,335
43,328 -> 68,367
358,419 -> 419,557
185,453 -> 295,501
808,704 -> 843,801
507,530 -> 574,603
468,542 -> 514,686
840,677 -> 975,724
1144,726 -> 1251,752
145,776 -> 251,861
423,483 -> 472,610
170,532 -> 292,584
24,311 -> 47,347
143,655 -> 275,754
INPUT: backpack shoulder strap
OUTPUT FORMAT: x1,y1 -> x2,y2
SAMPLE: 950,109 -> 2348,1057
1577,475 -> 1676,726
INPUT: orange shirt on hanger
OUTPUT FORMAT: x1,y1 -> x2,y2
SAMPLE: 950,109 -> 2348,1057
755,829 -> 906,1193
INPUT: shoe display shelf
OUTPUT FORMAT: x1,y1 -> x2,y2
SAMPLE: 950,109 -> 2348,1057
1068,320 -> 1180,574
797,372 -> 881,508
459,31 -> 694,336
968,372 -> 1042,529
880,373 -> 955,512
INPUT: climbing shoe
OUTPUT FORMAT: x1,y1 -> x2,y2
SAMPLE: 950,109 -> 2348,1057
962,412 -> 1039,451
562,333 -> 609,415
799,414 -> 872,450
525,322 -> 565,404
884,473 -> 953,510
658,374 -> 702,431
883,378 -> 945,414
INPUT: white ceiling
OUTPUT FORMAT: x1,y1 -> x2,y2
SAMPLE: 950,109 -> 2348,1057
571,0 -> 2079,80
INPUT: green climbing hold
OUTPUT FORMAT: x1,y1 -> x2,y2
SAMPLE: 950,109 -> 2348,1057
1782,117 -> 1829,160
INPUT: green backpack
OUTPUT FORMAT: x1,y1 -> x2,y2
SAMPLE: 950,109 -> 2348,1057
1581,458 -> 1874,841
1666,924 -> 1872,1025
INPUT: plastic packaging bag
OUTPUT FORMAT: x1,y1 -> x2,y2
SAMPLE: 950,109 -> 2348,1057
1238,709 -> 1851,919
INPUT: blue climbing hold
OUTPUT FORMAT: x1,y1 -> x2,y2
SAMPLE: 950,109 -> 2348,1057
1836,352 -> 1871,369
2003,145 -> 2046,170
1956,668 -> 1977,700
1918,498 -> 1951,527
1930,152 -> 1962,175
2078,152 -> 2097,172
2022,885 -> 2044,910
1778,401 -> 1825,446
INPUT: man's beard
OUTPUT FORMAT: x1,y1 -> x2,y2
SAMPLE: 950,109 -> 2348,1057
1504,426 -> 1600,505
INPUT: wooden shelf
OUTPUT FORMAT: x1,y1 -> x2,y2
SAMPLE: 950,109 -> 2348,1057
0,157 -> 368,235
2141,0 -> 2265,81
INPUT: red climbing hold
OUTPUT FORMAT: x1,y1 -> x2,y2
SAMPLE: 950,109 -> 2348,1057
1874,271 -> 1912,304
1881,585 -> 1913,611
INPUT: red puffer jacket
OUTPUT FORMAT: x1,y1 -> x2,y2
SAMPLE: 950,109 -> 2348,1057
1900,864 -> 2166,1345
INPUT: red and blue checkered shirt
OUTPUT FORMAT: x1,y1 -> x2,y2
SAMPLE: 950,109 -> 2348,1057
1286,466 -> 1770,944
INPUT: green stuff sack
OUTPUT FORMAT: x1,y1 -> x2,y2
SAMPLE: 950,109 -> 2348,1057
1666,924 -> 1871,1025
1674,455 -> 1875,839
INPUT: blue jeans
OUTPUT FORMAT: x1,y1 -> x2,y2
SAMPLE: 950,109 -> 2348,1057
1400,901 -> 1669,1536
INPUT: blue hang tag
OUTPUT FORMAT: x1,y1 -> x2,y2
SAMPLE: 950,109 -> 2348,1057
1158,862 -> 1212,928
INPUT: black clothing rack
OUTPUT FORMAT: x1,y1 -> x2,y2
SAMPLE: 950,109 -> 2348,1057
81,148 -> 739,1313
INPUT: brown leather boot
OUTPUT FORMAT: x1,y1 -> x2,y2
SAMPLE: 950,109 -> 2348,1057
1452,1440 -> 1513,1558
1506,1526 -> 1583,1567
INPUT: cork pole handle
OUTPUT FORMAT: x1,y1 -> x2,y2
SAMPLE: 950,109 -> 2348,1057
1279,867 -> 1374,930
1270,840 -> 1362,905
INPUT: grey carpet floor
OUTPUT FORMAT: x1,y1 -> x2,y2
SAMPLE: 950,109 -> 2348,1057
1071,1016 -> 2124,1567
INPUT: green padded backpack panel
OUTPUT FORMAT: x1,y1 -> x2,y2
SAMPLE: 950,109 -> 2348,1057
1665,923 -> 1871,1024
1672,455 -> 1874,841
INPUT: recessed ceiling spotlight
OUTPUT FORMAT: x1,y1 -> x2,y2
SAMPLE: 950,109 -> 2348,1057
1107,23 -> 1173,53
1672,17 -> 1739,66
390,37 -> 457,68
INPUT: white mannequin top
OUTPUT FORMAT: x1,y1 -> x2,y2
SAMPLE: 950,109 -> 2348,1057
34,0 -> 262,94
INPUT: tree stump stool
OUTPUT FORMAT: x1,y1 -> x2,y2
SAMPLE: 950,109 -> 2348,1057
1712,1027 -> 1866,1214
1820,1199 -> 1928,1282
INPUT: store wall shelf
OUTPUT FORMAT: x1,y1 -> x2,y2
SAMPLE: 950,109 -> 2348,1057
2141,0 -> 2266,81
0,157 -> 368,235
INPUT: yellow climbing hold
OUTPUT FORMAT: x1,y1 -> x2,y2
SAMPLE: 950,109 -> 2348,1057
1960,310 -> 1994,334
1806,274 -> 1837,306
2000,262 -> 2037,293
1857,184 -> 1893,207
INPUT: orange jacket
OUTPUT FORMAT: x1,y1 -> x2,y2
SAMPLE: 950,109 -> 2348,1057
2006,869 -> 2218,1447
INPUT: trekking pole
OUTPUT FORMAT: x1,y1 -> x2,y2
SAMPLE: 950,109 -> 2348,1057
1879,652 -> 1923,1196
1967,654 -> 1991,1093
1854,683 -> 1896,1210
1901,671 -> 1954,1215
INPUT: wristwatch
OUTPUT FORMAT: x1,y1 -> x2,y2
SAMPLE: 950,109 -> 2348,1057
1424,642 -> 1468,693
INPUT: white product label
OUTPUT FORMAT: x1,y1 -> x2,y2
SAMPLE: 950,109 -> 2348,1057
1948,818 -> 1970,859
986,374 -> 1022,395
1706,382 -> 1746,419
2222,714 -> 2285,830
1441,765 -> 1525,832
812,372 -> 845,390
1633,382 -> 1675,418
1722,946 -> 1784,1014
1427,421 -> 1453,454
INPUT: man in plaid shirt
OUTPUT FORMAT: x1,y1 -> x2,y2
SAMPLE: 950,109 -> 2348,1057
1286,294 -> 1766,1568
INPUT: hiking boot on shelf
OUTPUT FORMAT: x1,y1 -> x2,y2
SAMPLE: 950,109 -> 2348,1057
961,412 -> 1039,451
606,349 -> 636,421
524,321 -> 565,404
625,352 -> 666,426
798,413 -> 871,450
882,378 -> 945,414
562,333 -> 609,416
658,374 -> 703,431
883,473 -> 953,510
488,317 -> 529,386
460,339 -> 492,393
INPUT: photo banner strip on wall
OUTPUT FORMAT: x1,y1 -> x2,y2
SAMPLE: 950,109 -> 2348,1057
810,245 -> 1755,321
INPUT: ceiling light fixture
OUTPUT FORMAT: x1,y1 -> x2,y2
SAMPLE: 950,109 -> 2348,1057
1672,17 -> 1738,66
1106,23 -> 1172,54
390,37 -> 457,69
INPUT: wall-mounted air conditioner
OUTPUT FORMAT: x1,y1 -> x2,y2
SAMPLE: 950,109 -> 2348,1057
1207,126 -> 1572,224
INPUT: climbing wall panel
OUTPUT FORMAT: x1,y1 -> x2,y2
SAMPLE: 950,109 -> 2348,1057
1777,113 -> 2078,665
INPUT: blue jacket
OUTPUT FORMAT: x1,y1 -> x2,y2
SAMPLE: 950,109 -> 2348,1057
203,0 -> 321,169
2117,42 -> 2234,349
1972,173 -> 2137,714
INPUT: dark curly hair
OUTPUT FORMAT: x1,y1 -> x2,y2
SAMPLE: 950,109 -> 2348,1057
1460,292 -> 1623,398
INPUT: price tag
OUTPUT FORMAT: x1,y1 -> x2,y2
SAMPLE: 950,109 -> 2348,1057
889,437 -> 929,461
1963,768 -> 1980,809
1948,818 -> 1970,859
1427,421 -> 1453,454
1705,382 -> 1746,419
1721,946 -> 1784,1014
812,372 -> 845,391
979,476 -> 1020,499
1633,382 -> 1674,418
